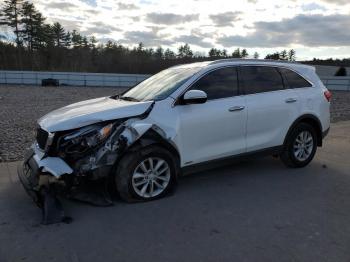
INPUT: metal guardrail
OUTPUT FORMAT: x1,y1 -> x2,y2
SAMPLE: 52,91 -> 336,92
1,70 -> 350,91
0,70 -> 151,87
321,77 -> 350,91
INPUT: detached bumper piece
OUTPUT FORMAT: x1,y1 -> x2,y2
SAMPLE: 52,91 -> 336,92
18,148 -> 114,225
17,150 -> 71,225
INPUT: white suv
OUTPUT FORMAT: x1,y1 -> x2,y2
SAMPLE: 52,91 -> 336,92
18,59 -> 331,221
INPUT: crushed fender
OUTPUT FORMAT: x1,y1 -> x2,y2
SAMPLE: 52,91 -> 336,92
17,103 -> 176,225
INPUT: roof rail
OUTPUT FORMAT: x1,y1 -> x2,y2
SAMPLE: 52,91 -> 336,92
209,58 -> 301,65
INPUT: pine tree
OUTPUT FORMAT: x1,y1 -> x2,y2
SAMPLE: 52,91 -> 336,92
253,52 -> 259,59
164,48 -> 175,59
63,31 -> 71,48
209,48 -> 222,58
0,0 -> 23,46
89,36 -> 97,49
51,22 -> 65,47
82,36 -> 89,48
241,49 -> 249,58
288,49 -> 296,61
20,1 -> 44,51
280,49 -> 288,60
136,42 -> 144,52
265,52 -> 280,60
38,23 -> 54,48
232,48 -> 241,58
155,46 -> 164,59
178,44 -> 193,58
71,30 -> 82,48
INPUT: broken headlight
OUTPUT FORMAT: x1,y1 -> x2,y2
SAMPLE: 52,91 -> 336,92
58,123 -> 114,155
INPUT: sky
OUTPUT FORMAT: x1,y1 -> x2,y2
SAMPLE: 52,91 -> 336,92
4,0 -> 350,60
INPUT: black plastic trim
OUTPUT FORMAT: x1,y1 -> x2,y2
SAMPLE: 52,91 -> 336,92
181,146 -> 283,175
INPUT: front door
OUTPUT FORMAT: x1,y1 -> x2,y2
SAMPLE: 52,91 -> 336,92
175,66 -> 247,166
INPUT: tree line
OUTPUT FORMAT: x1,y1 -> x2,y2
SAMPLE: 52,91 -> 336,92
0,0 -> 299,74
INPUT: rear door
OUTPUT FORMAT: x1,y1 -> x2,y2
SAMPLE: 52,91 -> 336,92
176,66 -> 247,165
240,66 -> 300,152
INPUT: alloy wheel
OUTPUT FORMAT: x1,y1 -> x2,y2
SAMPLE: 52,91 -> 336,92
131,157 -> 171,198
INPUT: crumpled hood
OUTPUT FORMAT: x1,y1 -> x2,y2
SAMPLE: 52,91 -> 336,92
38,97 -> 153,132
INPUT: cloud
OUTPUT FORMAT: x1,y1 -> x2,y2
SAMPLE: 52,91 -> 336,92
301,3 -> 327,11
82,22 -> 122,35
217,14 -> 350,48
174,35 -> 212,48
79,0 -> 97,7
319,0 -> 350,4
122,30 -> 173,46
209,11 -> 242,26
117,2 -> 139,10
146,13 -> 199,25
45,1 -> 78,11
52,18 -> 82,31
173,28 -> 213,48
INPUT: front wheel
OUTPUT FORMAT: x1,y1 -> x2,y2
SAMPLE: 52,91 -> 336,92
115,145 -> 178,202
281,123 -> 318,168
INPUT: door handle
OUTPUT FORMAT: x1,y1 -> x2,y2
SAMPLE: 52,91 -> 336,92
285,98 -> 297,103
228,106 -> 245,112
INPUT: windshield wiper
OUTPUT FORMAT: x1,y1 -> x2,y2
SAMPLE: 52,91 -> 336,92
119,96 -> 140,102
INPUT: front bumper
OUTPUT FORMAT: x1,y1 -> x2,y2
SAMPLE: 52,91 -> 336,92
17,149 -> 42,206
18,145 -> 114,224
18,148 -> 72,224
17,145 -> 73,203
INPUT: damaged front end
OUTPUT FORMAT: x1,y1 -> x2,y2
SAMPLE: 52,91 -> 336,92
18,104 -> 157,225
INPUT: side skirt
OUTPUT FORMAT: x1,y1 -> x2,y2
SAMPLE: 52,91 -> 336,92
181,146 -> 284,175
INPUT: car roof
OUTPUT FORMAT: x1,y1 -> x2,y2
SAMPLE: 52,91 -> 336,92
172,59 -> 315,72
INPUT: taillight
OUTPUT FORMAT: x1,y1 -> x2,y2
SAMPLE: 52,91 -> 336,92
324,90 -> 332,102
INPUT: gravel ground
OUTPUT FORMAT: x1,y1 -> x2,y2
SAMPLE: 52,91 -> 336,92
0,85 -> 349,162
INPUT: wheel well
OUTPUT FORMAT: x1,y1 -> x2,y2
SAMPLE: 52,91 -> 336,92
285,115 -> 323,147
126,129 -> 181,168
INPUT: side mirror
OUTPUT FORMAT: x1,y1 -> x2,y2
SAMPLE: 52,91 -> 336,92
182,90 -> 207,105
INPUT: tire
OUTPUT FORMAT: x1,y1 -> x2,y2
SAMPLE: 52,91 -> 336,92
281,122 -> 318,168
115,145 -> 178,202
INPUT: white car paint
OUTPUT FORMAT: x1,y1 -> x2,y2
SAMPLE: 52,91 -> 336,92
39,97 -> 153,132
31,144 -> 73,177
244,88 -> 301,152
36,59 -> 330,173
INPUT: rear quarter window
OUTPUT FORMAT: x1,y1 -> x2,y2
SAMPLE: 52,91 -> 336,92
279,68 -> 312,89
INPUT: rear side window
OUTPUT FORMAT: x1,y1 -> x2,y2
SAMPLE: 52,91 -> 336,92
190,67 -> 238,100
240,66 -> 284,95
279,68 -> 312,89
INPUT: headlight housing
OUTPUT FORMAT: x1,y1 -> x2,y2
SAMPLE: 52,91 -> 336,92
58,123 -> 114,155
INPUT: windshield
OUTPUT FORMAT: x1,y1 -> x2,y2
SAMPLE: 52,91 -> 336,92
121,67 -> 201,101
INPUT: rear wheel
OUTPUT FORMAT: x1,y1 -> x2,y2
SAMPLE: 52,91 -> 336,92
281,123 -> 317,168
115,145 -> 177,202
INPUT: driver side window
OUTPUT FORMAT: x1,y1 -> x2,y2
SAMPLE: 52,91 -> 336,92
190,67 -> 239,100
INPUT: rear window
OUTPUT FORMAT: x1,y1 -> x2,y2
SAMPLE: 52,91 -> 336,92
240,66 -> 284,95
279,68 -> 312,89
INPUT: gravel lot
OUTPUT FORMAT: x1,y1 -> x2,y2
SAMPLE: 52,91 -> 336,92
0,85 -> 349,162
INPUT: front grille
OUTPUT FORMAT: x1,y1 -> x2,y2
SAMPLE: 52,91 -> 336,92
36,128 -> 48,150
